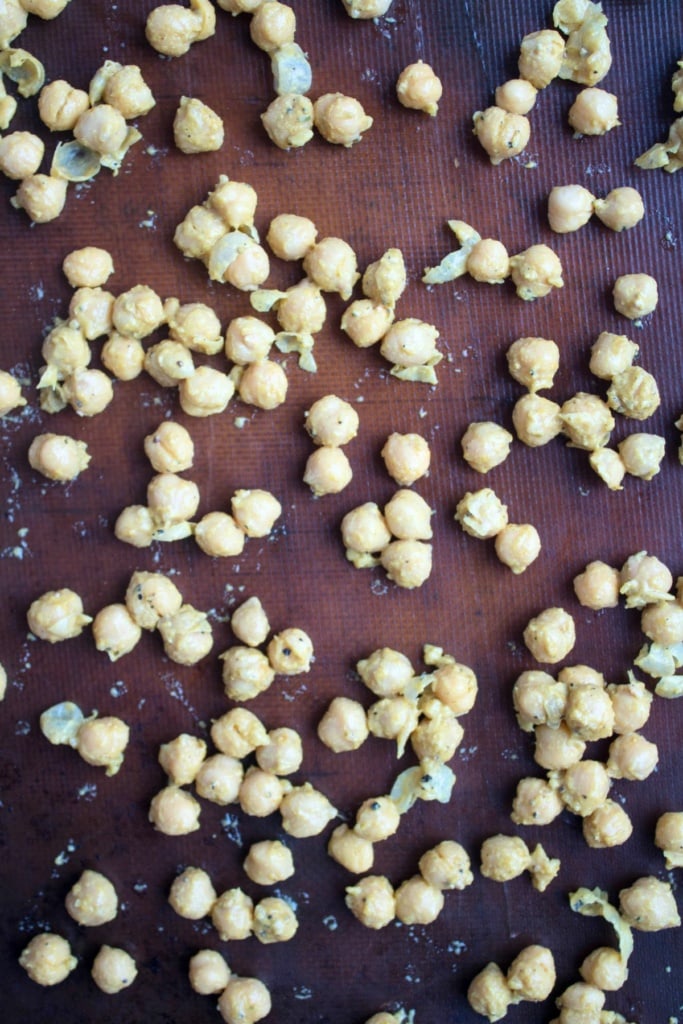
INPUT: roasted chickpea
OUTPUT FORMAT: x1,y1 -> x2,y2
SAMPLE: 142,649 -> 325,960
512,393 -> 562,447
619,876 -> 681,931
455,487 -> 508,539
231,595 -> 270,647
579,946 -> 628,992
92,603 -> 141,661
345,875 -> 396,929
342,502 -> 391,555
518,29 -> 564,88
211,707 -> 268,759
461,421 -> 513,473
0,131 -> 44,180
318,696 -> 369,752
314,92 -> 373,147
509,244 -> 563,300
250,1 -> 295,52
19,932 -> 77,987
568,87 -> 620,135
494,523 -> 541,574
255,727 -> 303,775
217,976 -> 271,1024
418,840 -> 473,890
232,488 -> 281,537
91,945 -> 137,994
65,869 -> 118,926
196,753 -> 244,805
613,273 -> 658,319
244,839 -> 294,885
211,888 -> 254,941
354,796 -> 400,842
188,949 -> 231,995
266,213 -> 317,261
11,173 -> 67,223
548,184 -> 595,233
173,96 -> 224,153
239,766 -> 284,817
395,875 -> 444,925
573,560 -> 620,609
495,78 -> 537,115
220,645 -> 275,701
261,93 -> 314,149
225,316 -> 274,365
149,785 -> 201,835
506,945 -> 556,1002
472,106 -> 530,164
523,607 -> 575,664
396,60 -> 442,116
267,627 -> 313,674
38,79 -> 89,132
279,782 -> 337,837
327,824 -> 374,874
594,187 -> 645,231
168,866 -> 216,919
589,331 -> 639,380
618,432 -> 665,480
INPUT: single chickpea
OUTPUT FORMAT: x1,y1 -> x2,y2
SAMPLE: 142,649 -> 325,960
144,340 -> 195,387
214,238 -> 270,292
244,839 -> 294,885
211,888 -> 254,941
345,875 -> 396,929
237,359 -> 288,410
589,447 -> 626,490
22,0 -> 75,15
147,472 -> 199,527
195,754 -> 244,805
114,505 -> 154,548
96,63 -> 155,118
560,392 -> 614,450
159,734 -> 206,786
219,646 -> 275,701
207,177 -> 257,230
594,187 -> 645,231
568,87 -> 620,135
38,80 -> 89,131
512,393 -> 562,447
341,299 -> 394,348
495,78 -> 537,115
589,331 -> 639,380
494,523 -> 541,574
619,876 -> 681,931
362,248 -> 407,307
230,596 -> 270,648
641,601 -> 683,645
279,782 -> 337,837
0,369 -> 26,416
518,29 -> 565,88
341,0 -> 393,16
395,875 -> 444,925
125,570 -> 182,631
354,796 -> 400,842
558,759 -> 611,816
63,368 -> 114,417
267,627 -> 314,674
266,213 -> 317,262
455,487 -> 508,540
512,670 -> 566,731
253,896 -> 298,944
411,705 -> 463,762
62,246 -> 114,290
302,237 -> 360,301
195,512 -> 246,558
396,60 -> 442,116
144,421 -> 194,474
509,244 -> 563,300
564,684 -> 615,741
523,607 -> 576,665
328,823 -> 374,873
430,661 -> 478,716
189,949 -> 231,996
27,588 -> 91,642
19,933 -> 77,987
92,603 -> 142,661
618,433 -> 665,480
250,1 -> 295,51
357,648 -> 413,697
168,866 -> 216,919
461,421 -> 513,473
472,106 -> 530,164
579,947 -> 628,992
558,663 -> 605,688
380,433 -> 430,486
318,696 -> 369,752
275,277 -> 327,335
11,173 -> 67,223
211,708 -> 268,759
180,365 -> 234,417
607,366 -> 660,420
506,945 -> 556,1002
342,502 -> 392,555
255,727 -> 303,775
314,92 -> 373,147
65,869 -> 118,926
304,447 -> 353,496
380,539 -> 432,589
305,394 -> 359,447
145,3 -> 209,57
419,841 -> 473,890
654,812 -> 683,869
173,96 -> 224,153
367,696 -> 418,751
28,433 -> 90,482
157,604 -> 213,665
149,785 -> 201,835
608,679 -> 652,735
91,945 -> 137,994
383,489 -> 433,540
555,982 -> 605,1020
380,318 -> 439,367
76,716 -> 129,775
0,131 -> 44,180
174,204 -> 226,259
613,273 -> 658,320
534,722 -> 586,770
112,285 -> 165,339
480,834 -> 530,881
41,321 -> 90,378
606,732 -> 659,781
573,560 -> 620,609
510,777 -> 564,826
507,336 -> 560,392
467,962 -> 512,1021
217,976 -> 271,1024
547,184 -> 595,233
165,300 -> 222,354
225,316 -> 274,365
466,238 -> 510,284
74,105 -> 128,156
101,333 -> 145,380
239,766 -> 284,817
261,93 -> 314,148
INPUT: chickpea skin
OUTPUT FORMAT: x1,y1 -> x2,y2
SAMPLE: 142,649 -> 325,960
396,60 -> 443,116
91,945 -> 138,994
188,949 -> 231,995
613,273 -> 658,319
65,869 -> 118,926
19,933 -> 77,986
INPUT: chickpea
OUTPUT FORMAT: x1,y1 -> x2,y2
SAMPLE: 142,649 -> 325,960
579,947 -> 628,992
144,340 -> 194,388
208,177 -> 257,230
357,648 -> 412,697
411,706 -> 463,762
125,570 -> 182,630
328,824 -> 374,873
419,840 -> 473,890
466,238 -> 510,284
180,365 -> 235,417
589,331 -> 639,380
11,173 -> 67,223
267,627 -> 313,675
495,78 -> 537,115
380,317 -> 439,368
506,945 -> 556,1002
147,473 -> 199,528
195,512 -> 246,558
384,489 -> 433,541
641,601 -> 683,646
589,447 -> 626,491
381,539 -> 432,589
166,300 -> 222,354
230,596 -> 269,648
237,359 -> 288,410
480,834 -> 530,881
594,187 -> 645,231
225,316 -> 274,365
220,645 -> 275,701
455,487 -> 508,539
244,839 -> 294,885
250,1 -> 295,52
314,92 -> 373,147
507,336 -> 560,392
28,433 -> 90,482
168,866 -> 216,919
560,393 -> 614,450
27,587 -> 91,642
654,812 -> 683,869
523,607 -> 576,665
558,663 -> 605,689
341,299 -> 394,348
554,981 -> 605,1022
512,393 -> 562,447
467,962 -> 512,1021
211,888 -> 254,941
65,869 -> 118,926
510,777 -> 564,826
113,285 -> 165,339
341,0 -> 393,16
266,213 -> 317,261
188,949 -> 231,995
0,368 -> 26,415
305,394 -> 358,447
472,105 -> 530,164
101,333 -> 145,380
41,321 -> 90,379
607,366 -> 660,420
342,502 -> 392,555
68,286 -> 114,341
173,96 -> 223,153
95,63 -> 155,119
395,875 -> 444,925
211,707 -> 268,759
367,693 -> 417,750
573,560 -> 620,609
159,734 -> 206,786
0,131 -> 44,180
239,766 -> 284,817
304,447 -> 353,496
196,754 -> 244,805
564,683 -> 614,741
619,876 -> 681,931
547,184 -> 595,233
509,244 -> 563,301
461,421 -> 513,473
279,782 -> 337,837
568,87 -> 620,135
618,432 -> 665,480
174,205 -> 226,259
91,945 -> 137,994
62,368 -> 113,418
534,721 -> 585,770
613,272 -> 659,321
380,433 -> 430,486
114,505 -> 155,548
218,976 -> 271,1024
22,0 -> 72,15
318,696 -> 369,752
76,714 -> 129,775
253,896 -> 298,944
355,796 -> 400,842
494,523 -> 541,574
518,29 -> 564,88
19,933 -> 77,987
302,237 -> 360,301
145,3 -> 210,57
74,104 -> 128,157
92,603 -> 142,661
396,60 -> 442,116
362,248 -> 407,307
345,875 -> 396,929
158,604 -> 213,665
608,679 -> 652,735
38,80 -> 89,132
149,785 -> 201,835
275,277 -> 327,335
557,759 -> 611,816
143,421 -> 194,474
606,732 -> 659,781
256,727 -> 303,775
261,93 -> 314,148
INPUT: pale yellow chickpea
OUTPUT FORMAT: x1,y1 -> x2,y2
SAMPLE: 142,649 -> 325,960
510,777 -> 564,826
62,368 -> 114,417
354,796 -> 400,842
589,331 -> 639,380
147,472 -> 199,527
594,187 -> 645,231
92,603 -> 142,661
267,627 -> 314,674
411,704 -> 463,762
380,432 -> 430,486
513,671 -> 566,731
431,661 -> 478,716
357,648 -> 413,697
65,869 -> 118,926
41,321 -> 90,378
512,393 -> 562,447
507,336 -> 560,392
613,273 -> 659,320
641,601 -> 683,645
62,246 -> 114,289
166,300 -> 222,354
225,316 -> 274,365
208,177 -> 257,230
314,92 -> 373,147
506,945 -> 556,1002
573,560 -> 620,609
74,104 -> 128,156
180,365 -> 234,417
381,539 -> 432,589
255,727 -> 303,775
143,421 -> 194,474
158,604 -> 213,665
144,340 -> 195,388
220,646 -> 275,701
328,824 -> 375,874
342,502 -> 392,555
76,715 -> 129,775
196,754 -> 244,805
568,87 -> 620,135
279,782 -> 337,837
19,933 -> 77,987
266,213 -> 317,261
0,368 -> 26,416
466,238 -> 510,284
607,366 -> 660,420
145,4 -> 207,57
534,722 -> 586,770
558,663 -> 605,689
11,173 -> 67,223
114,505 -> 154,548
345,875 -> 396,929
97,63 -> 156,119
396,60 -> 442,116
494,78 -> 537,115
237,359 -> 288,410
618,432 -> 665,480
27,587 -> 91,642
101,333 -> 145,380
218,976 -> 271,1024
244,839 -> 294,885
38,80 -> 90,132
0,662 -> 6,701
250,1 -> 295,51
125,571 -> 182,631
472,106 -> 530,164
0,131 -> 44,180
608,679 -> 652,735
384,488 -> 433,540
619,876 -> 681,931
304,447 -> 353,496
341,298 -> 394,348
606,732 -> 658,781
305,394 -> 359,447
589,447 -> 626,491
174,204 -> 226,259
28,433 -> 90,482
579,947 -> 628,992
455,487 -> 508,539
230,596 -> 269,648
547,184 -> 595,233
494,523 -> 541,574
509,244 -> 563,300
523,607 -> 576,665
168,866 -> 216,919
302,237 -> 359,301
195,512 -> 246,558
480,834 -> 530,881
112,285 -> 165,339
211,707 -> 268,759
173,96 -> 224,153
189,949 -> 231,996
561,392 -> 614,450
518,29 -> 564,88
558,759 -> 611,816
239,766 -> 284,817
367,696 -> 417,750
261,93 -> 314,148
380,317 -> 439,368
159,734 -> 206,786
362,248 -> 406,307
275,277 -> 327,335
419,840 -> 473,890
21,0 -> 74,14
318,696 -> 369,753
149,785 -> 201,835
211,888 -> 254,941
253,896 -> 298,944
467,962 -> 512,1021
461,421 -> 513,473
395,875 -> 444,925
215,238 -> 271,292
555,981 -> 605,1021
654,812 -> 683,869
564,684 -> 614,741
91,945 -> 137,994
341,0 -> 393,16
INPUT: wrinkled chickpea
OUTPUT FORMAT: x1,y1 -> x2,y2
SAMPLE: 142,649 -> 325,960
261,93 -> 314,149
220,646 -> 275,701
467,962 -> 512,1022
188,949 -> 231,996
19,932 -> 77,987
589,331 -> 639,380
511,777 -> 564,826
519,29 -> 564,88
314,92 -> 373,147
556,759 -> 611,816
145,1 -> 215,57
560,392 -> 614,450
149,785 -> 201,836
38,79 -> 89,131
91,945 -> 138,994
158,604 -> 213,665
593,187 -> 645,231
589,447 -> 626,490
568,87 -> 620,135
473,106 -> 530,164
173,96 -> 224,153
618,433 -> 665,480
455,487 -> 508,539
607,366 -> 660,421
495,78 -> 537,115
461,420 -> 513,473
547,184 -> 595,233
253,896 -> 298,944
396,60 -> 442,116
509,244 -> 563,300
113,285 -> 165,339
65,869 -> 118,927
267,626 -> 314,674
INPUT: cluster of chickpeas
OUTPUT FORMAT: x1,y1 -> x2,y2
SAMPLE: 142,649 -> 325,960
472,0 -> 614,167
40,697 -> 130,776
302,393 -> 359,497
341,486 -> 434,589
467,943 -> 556,1022
455,487 -> 541,576
188,947 -> 272,1024
345,837 -> 474,931
479,833 -> 560,892
423,218 -> 564,303
145,0 -> 215,57
636,55 -> 683,173
547,183 -> 645,234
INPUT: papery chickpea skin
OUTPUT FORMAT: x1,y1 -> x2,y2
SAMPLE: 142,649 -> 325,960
19,933 -> 77,987
396,60 -> 443,116
523,607 -> 576,664
613,273 -> 658,320
188,949 -> 231,996
472,106 -> 530,164
65,869 -> 118,926
91,945 -> 138,994
568,87 -> 620,135
314,92 -> 373,147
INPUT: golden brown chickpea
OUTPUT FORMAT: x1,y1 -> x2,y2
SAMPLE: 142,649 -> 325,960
510,777 -> 563,826
619,876 -> 681,931
91,945 -> 138,994
564,683 -> 614,741
608,679 -> 652,735
314,92 -> 373,147
507,336 -> 560,391
512,670 -> 566,731
95,62 -> 156,119
255,727 -> 303,775
568,87 -> 620,135
237,359 -> 288,410
266,213 -> 317,261
466,238 -> 510,284
523,607 -> 576,664
455,487 -> 508,539
384,488 -> 433,540
19,932 -> 77,987
606,732 -> 659,781
168,866 -> 217,919
396,60 -> 442,115
145,3 -> 211,57
0,131 -> 44,180
512,393 -> 562,447
188,949 -> 231,995
231,596 -> 270,647
68,286 -> 114,339
345,875 -> 396,929
607,366 -> 660,420
305,394 -> 359,447
28,587 -> 92,642
480,834 -> 530,881
579,946 -> 628,992
518,29 -> 564,88
174,204 -> 226,259
220,646 -> 275,701
65,869 -> 118,926
472,106 -> 530,164
101,333 -> 145,380
158,604 -> 213,666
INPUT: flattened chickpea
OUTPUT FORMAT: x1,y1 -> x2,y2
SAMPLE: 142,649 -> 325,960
65,869 -> 118,926
342,502 -> 392,555
579,947 -> 628,992
211,888 -> 254,941
345,875 -> 396,929
220,646 -> 275,701
211,707 -> 268,759
512,393 -> 562,447
38,80 -> 89,132
395,875 -> 444,924
196,754 -> 244,804
28,432 -> 90,482
244,839 -> 294,885
396,60 -> 442,116
523,607 -> 576,665
255,727 -> 303,775
654,812 -> 683,869
506,945 -> 556,1002
480,834 -> 530,881
91,945 -> 137,994
92,603 -> 142,661
11,173 -> 67,223
613,273 -> 658,320
354,796 -> 400,842
225,316 -> 274,365
560,392 -> 614,450
261,93 -> 314,149
173,96 -> 224,153
195,512 -> 246,558
548,184 -> 595,233
589,331 -> 639,380
419,840 -> 473,890
149,785 -> 201,835
328,824 -> 374,873
384,488 -> 433,540
573,560 -> 620,609
218,976 -> 271,1024
159,733 -> 206,785
305,394 -> 359,447
318,697 -> 369,753
188,949 -> 231,996
619,876 -> 681,931
495,78 -> 537,115
558,759 -> 611,816
455,487 -> 508,539
28,588 -> 91,642
279,782 -> 337,837
509,244 -> 563,300
19,932 -> 77,987
472,106 -> 529,164
494,523 -> 541,574
314,92 -> 373,147
380,539 -> 432,589
518,29 -> 564,88
467,962 -> 512,1021
511,777 -> 563,826
239,766 -> 284,816
607,366 -> 660,420
267,627 -> 313,674
594,187 -> 645,232
0,131 -> 44,180
168,866 -> 217,919
568,87 -> 620,135
466,238 -> 510,284
250,1 -> 295,51
507,336 -> 560,392
618,432 -> 665,480
266,213 -> 317,261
